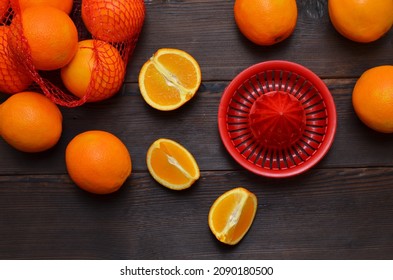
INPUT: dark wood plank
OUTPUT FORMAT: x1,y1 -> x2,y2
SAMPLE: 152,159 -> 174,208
1,79 -> 393,175
1,0 -> 393,261
1,167 -> 393,259
127,0 -> 393,82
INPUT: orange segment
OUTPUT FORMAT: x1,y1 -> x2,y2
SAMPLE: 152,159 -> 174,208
208,187 -> 257,245
156,53 -> 200,89
146,138 -> 200,190
138,48 -> 201,111
143,63 -> 183,106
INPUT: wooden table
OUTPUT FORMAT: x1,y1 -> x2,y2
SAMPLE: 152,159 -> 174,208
1,0 -> 393,260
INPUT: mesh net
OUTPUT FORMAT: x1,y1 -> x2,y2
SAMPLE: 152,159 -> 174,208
0,0 -> 145,107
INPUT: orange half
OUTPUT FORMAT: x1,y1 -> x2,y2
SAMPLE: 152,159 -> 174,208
146,138 -> 200,190
138,48 -> 201,111
208,187 -> 257,245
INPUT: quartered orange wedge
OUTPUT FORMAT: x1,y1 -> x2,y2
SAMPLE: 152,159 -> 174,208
208,187 -> 257,245
146,138 -> 200,190
138,48 -> 201,111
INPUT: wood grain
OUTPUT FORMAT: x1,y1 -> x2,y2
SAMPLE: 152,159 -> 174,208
1,167 -> 393,259
1,0 -> 393,260
1,79 -> 393,175
128,0 -> 393,82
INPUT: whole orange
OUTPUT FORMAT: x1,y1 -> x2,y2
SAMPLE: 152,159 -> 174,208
352,65 -> 393,133
0,91 -> 62,152
65,130 -> 132,194
9,6 -> 78,70
234,0 -> 297,46
328,0 -> 393,43
81,0 -> 145,42
15,0 -> 73,14
0,26 -> 32,94
60,39 -> 126,102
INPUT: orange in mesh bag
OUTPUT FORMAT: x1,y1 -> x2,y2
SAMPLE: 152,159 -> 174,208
61,39 -> 126,103
82,0 -> 145,43
0,1 -> 32,94
1,0 -> 8,18
2,0 -> 145,107
0,25 -> 33,94
9,5 -> 79,71
17,0 -> 73,14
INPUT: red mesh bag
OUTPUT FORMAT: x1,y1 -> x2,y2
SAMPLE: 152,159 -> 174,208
1,0 -> 145,107
0,2 -> 33,94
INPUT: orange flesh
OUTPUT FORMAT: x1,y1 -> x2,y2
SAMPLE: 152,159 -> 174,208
144,63 -> 181,106
230,196 -> 256,242
150,141 -> 197,184
138,48 -> 201,111
210,189 -> 257,244
157,53 -> 199,89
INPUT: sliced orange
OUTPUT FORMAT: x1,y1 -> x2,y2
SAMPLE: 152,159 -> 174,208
208,187 -> 257,245
146,138 -> 200,190
138,48 -> 201,111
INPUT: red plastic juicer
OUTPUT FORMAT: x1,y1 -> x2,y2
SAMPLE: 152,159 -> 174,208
218,60 -> 337,178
